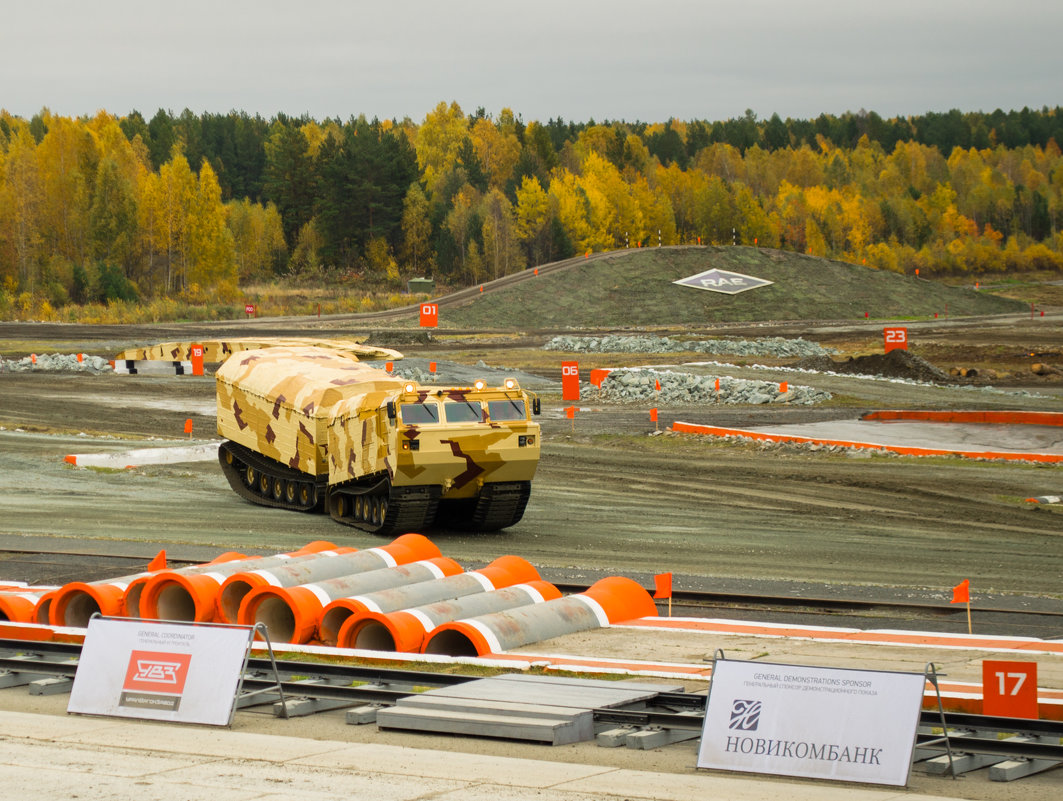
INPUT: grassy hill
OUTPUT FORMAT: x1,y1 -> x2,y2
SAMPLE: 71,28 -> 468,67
436,246 -> 1028,329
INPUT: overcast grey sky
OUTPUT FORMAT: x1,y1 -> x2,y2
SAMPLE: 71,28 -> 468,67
4,1 -> 1061,124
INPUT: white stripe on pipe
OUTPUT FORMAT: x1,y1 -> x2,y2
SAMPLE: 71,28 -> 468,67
366,548 -> 398,567
416,559 -> 446,579
201,572 -> 227,585
466,571 -> 496,592
510,583 -> 546,603
249,569 -> 283,587
301,584 -> 333,607
319,550 -> 342,557
345,595 -> 381,613
276,554 -> 292,559
109,581 -> 130,592
14,592 -> 44,603
459,618 -> 504,654
406,609 -> 435,632
572,594 -> 610,627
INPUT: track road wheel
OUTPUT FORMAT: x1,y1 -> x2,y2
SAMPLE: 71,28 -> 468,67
300,483 -> 315,507
259,474 -> 271,496
273,478 -> 285,502
244,465 -> 256,487
285,481 -> 297,504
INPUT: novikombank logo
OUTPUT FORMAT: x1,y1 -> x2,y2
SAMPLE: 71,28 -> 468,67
729,699 -> 762,731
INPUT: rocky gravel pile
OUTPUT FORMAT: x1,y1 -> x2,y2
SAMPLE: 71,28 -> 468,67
544,334 -> 835,358
0,352 -> 112,374
592,367 -> 831,405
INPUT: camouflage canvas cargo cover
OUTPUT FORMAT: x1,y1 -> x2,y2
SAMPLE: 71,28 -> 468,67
215,346 -> 541,536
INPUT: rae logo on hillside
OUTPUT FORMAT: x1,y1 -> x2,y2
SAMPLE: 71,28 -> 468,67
674,269 -> 773,295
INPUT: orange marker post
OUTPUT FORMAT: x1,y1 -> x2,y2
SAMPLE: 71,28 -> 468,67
650,407 -> 658,432
184,419 -> 194,439
565,405 -> 576,432
561,361 -> 580,402
429,361 -> 437,374
189,343 -> 204,376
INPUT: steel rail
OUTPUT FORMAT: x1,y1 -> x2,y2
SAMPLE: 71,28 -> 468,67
0,638 -> 476,693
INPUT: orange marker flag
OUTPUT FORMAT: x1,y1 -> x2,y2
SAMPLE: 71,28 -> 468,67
653,572 -> 673,616
653,572 -> 672,598
184,418 -> 193,438
565,406 -> 576,419
649,407 -> 658,422
950,579 -> 969,604
654,378 -> 661,392
951,578 -> 972,634
147,549 -> 167,572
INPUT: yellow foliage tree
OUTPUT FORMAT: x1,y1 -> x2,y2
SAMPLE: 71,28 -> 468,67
415,101 -> 468,194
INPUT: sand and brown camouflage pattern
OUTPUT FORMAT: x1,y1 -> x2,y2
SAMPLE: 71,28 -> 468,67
216,346 -> 407,475
328,386 -> 540,498
217,346 -> 540,498
116,338 -> 403,365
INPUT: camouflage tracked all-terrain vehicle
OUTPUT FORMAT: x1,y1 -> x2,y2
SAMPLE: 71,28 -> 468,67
215,346 -> 541,535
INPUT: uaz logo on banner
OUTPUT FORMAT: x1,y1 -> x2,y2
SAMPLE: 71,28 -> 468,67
123,650 -> 192,695
420,303 -> 438,328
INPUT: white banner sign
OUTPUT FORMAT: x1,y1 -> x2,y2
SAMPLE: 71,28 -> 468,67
68,617 -> 252,726
697,660 -> 925,786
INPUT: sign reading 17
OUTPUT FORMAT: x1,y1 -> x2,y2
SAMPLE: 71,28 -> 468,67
982,659 -> 1038,718
993,670 -> 1027,695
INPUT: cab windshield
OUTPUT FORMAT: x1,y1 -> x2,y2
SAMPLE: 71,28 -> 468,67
444,400 -> 483,423
488,399 -> 526,421
400,402 -> 440,424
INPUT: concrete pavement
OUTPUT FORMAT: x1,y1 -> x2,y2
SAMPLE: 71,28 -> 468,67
0,708 -> 959,801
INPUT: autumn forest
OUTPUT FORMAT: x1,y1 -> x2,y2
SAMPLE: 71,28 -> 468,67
1,103 -> 1062,321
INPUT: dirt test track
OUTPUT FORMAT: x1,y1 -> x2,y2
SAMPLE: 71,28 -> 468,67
1,298 -> 1061,613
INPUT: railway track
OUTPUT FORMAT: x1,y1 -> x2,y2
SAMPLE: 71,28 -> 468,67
2,637 -> 1060,783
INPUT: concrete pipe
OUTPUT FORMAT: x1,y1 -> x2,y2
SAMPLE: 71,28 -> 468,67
318,555 -> 540,646
122,550 -> 248,618
341,580 -> 561,652
0,588 -> 56,623
241,557 -> 463,644
421,576 -> 658,657
138,541 -> 343,623
49,551 -> 247,628
217,533 -> 440,623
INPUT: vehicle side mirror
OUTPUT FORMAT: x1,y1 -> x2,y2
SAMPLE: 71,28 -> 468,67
532,398 -> 540,416
387,401 -> 397,421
